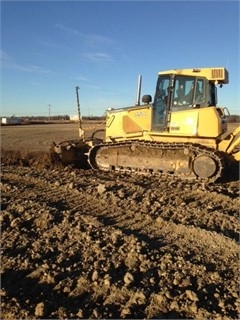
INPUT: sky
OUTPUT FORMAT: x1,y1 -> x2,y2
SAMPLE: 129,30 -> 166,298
1,0 -> 239,117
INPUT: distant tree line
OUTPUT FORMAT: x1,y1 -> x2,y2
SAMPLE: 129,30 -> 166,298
228,115 -> 239,123
82,115 -> 105,121
20,115 -> 105,121
22,115 -> 70,121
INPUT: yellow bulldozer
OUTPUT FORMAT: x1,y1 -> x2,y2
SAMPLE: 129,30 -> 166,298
52,67 -> 240,182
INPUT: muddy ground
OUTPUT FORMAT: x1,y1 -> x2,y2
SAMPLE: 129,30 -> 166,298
1,123 -> 239,319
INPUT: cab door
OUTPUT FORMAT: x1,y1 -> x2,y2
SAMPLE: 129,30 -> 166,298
152,75 -> 170,131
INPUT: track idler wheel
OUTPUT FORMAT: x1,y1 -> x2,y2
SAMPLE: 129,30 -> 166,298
192,154 -> 218,179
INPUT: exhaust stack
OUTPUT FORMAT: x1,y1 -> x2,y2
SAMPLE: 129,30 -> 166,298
135,75 -> 142,106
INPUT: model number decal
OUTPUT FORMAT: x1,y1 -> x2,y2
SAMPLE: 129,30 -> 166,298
135,111 -> 146,117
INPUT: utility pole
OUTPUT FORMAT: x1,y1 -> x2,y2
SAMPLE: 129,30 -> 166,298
48,104 -> 51,122
75,86 -> 84,140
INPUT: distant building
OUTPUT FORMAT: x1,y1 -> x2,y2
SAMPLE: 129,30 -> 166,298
70,115 -> 80,121
1,117 -> 22,125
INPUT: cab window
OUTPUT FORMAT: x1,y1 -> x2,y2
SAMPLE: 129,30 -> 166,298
208,83 -> 217,106
173,76 -> 206,110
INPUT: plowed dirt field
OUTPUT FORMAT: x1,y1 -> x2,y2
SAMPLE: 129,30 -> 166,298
1,123 -> 239,319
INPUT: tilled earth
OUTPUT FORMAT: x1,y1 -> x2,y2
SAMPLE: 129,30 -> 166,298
1,124 -> 240,319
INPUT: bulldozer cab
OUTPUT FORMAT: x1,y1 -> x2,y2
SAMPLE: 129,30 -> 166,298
105,67 -> 229,142
152,72 -> 219,131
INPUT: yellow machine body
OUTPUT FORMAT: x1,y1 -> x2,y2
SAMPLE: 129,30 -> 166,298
159,67 -> 229,84
104,67 -> 239,161
106,105 -> 227,146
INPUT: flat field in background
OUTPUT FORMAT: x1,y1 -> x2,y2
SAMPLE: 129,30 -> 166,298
1,121 -> 104,152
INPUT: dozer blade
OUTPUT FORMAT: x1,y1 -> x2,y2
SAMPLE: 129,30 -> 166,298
51,140 -> 91,168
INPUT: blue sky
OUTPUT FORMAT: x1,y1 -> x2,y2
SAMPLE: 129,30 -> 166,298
1,0 -> 239,117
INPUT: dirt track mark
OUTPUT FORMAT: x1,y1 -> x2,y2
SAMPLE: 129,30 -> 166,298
2,166 -> 239,242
